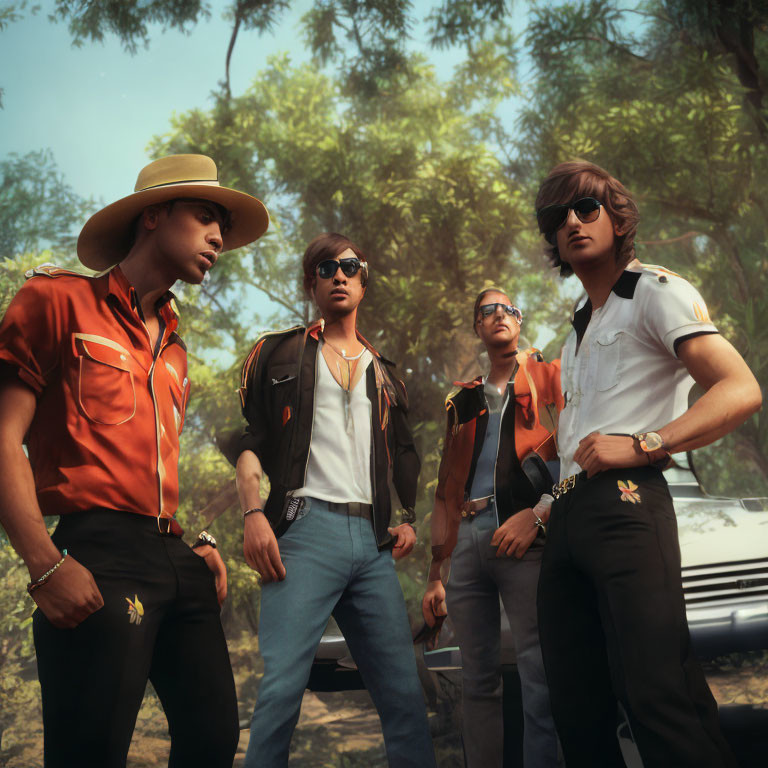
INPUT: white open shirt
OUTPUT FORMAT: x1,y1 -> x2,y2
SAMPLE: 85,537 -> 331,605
293,343 -> 374,504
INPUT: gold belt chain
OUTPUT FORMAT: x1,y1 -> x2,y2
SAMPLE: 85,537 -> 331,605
552,474 -> 578,500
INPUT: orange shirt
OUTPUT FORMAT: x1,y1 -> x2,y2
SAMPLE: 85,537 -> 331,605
0,265 -> 189,526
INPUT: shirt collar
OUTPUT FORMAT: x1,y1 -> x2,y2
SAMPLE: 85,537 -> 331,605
570,268 -> 642,344
106,265 -> 180,331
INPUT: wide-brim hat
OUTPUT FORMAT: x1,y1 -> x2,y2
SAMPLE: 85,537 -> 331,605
77,154 -> 269,270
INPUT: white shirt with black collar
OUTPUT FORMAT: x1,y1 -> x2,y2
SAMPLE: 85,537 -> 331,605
558,261 -> 718,479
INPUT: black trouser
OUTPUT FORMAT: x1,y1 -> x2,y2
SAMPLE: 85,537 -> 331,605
33,509 -> 239,768
537,467 -> 737,768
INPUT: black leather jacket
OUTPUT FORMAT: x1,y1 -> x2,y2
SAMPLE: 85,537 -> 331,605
236,323 -> 419,549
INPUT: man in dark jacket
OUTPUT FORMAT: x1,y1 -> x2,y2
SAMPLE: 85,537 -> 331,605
235,232 -> 436,768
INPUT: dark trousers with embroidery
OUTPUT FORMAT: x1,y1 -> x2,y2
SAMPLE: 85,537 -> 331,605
537,467 -> 737,768
33,509 -> 239,768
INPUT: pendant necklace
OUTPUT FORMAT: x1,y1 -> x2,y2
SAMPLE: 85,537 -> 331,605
322,336 -> 365,430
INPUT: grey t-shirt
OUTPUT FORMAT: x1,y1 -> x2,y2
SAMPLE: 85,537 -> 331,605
469,384 -> 507,500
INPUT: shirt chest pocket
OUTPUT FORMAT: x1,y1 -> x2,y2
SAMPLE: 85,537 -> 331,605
594,329 -> 623,391
72,334 -> 141,426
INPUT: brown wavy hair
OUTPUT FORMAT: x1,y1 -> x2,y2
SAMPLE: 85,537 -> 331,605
535,161 -> 640,277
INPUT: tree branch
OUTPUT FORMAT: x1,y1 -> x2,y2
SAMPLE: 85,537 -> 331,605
201,284 -> 232,315
250,280 -> 304,320
224,2 -> 245,101
198,481 -> 240,527
650,198 -> 725,224
636,231 -> 701,246
562,34 -> 651,64
706,226 -> 750,305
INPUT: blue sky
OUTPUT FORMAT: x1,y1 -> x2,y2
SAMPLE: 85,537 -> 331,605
1,1 -> 525,204
1,0 -> 318,203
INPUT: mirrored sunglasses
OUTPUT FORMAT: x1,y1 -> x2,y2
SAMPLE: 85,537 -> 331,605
536,197 -> 602,244
478,303 -> 523,324
316,257 -> 367,280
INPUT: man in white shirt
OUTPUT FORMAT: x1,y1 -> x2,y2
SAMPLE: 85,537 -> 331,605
533,161 -> 761,768
235,233 -> 436,768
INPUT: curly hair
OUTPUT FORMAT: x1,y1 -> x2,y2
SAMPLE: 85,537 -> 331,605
535,161 -> 640,278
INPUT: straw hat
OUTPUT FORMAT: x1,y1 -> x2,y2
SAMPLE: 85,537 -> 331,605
77,154 -> 269,270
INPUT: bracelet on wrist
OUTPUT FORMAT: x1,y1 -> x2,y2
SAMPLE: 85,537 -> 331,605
192,530 -> 217,550
27,549 -> 68,596
398,506 -> 416,526
243,506 -> 264,519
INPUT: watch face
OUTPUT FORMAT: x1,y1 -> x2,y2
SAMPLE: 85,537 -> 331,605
640,432 -> 664,452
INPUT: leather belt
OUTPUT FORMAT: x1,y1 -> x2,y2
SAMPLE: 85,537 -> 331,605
461,495 -> 494,520
328,501 -> 373,520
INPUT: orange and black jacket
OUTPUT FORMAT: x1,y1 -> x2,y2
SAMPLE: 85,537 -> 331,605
236,323 -> 419,549
428,349 -> 564,580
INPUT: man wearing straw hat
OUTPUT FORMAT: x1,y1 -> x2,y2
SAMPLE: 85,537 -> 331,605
0,154 -> 268,767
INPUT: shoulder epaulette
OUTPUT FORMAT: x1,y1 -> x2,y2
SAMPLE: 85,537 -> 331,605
25,264 -> 91,280
637,263 -> 683,284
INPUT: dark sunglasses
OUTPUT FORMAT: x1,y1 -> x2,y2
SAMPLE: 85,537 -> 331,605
478,303 -> 523,324
536,197 -> 602,244
316,257 -> 367,280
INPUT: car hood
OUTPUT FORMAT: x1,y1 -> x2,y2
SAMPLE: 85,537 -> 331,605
676,496 -> 768,567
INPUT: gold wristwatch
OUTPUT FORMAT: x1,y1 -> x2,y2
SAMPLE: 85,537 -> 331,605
632,431 -> 666,453
632,431 -> 671,469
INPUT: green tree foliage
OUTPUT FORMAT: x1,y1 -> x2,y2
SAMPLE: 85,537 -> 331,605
664,0 -> 768,135
50,0 -> 211,53
427,0 -> 509,49
0,150 -> 95,260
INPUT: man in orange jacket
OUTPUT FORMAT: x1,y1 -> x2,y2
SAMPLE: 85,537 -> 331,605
422,288 -> 564,768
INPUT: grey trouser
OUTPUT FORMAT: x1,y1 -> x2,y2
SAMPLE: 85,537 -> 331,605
446,507 -> 561,768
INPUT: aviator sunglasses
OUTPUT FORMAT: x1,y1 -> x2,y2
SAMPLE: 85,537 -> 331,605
536,197 -> 603,244
316,257 -> 367,280
478,303 -> 523,324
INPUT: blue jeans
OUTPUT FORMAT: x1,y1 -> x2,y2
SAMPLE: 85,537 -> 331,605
244,499 -> 436,768
446,507 -> 561,768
